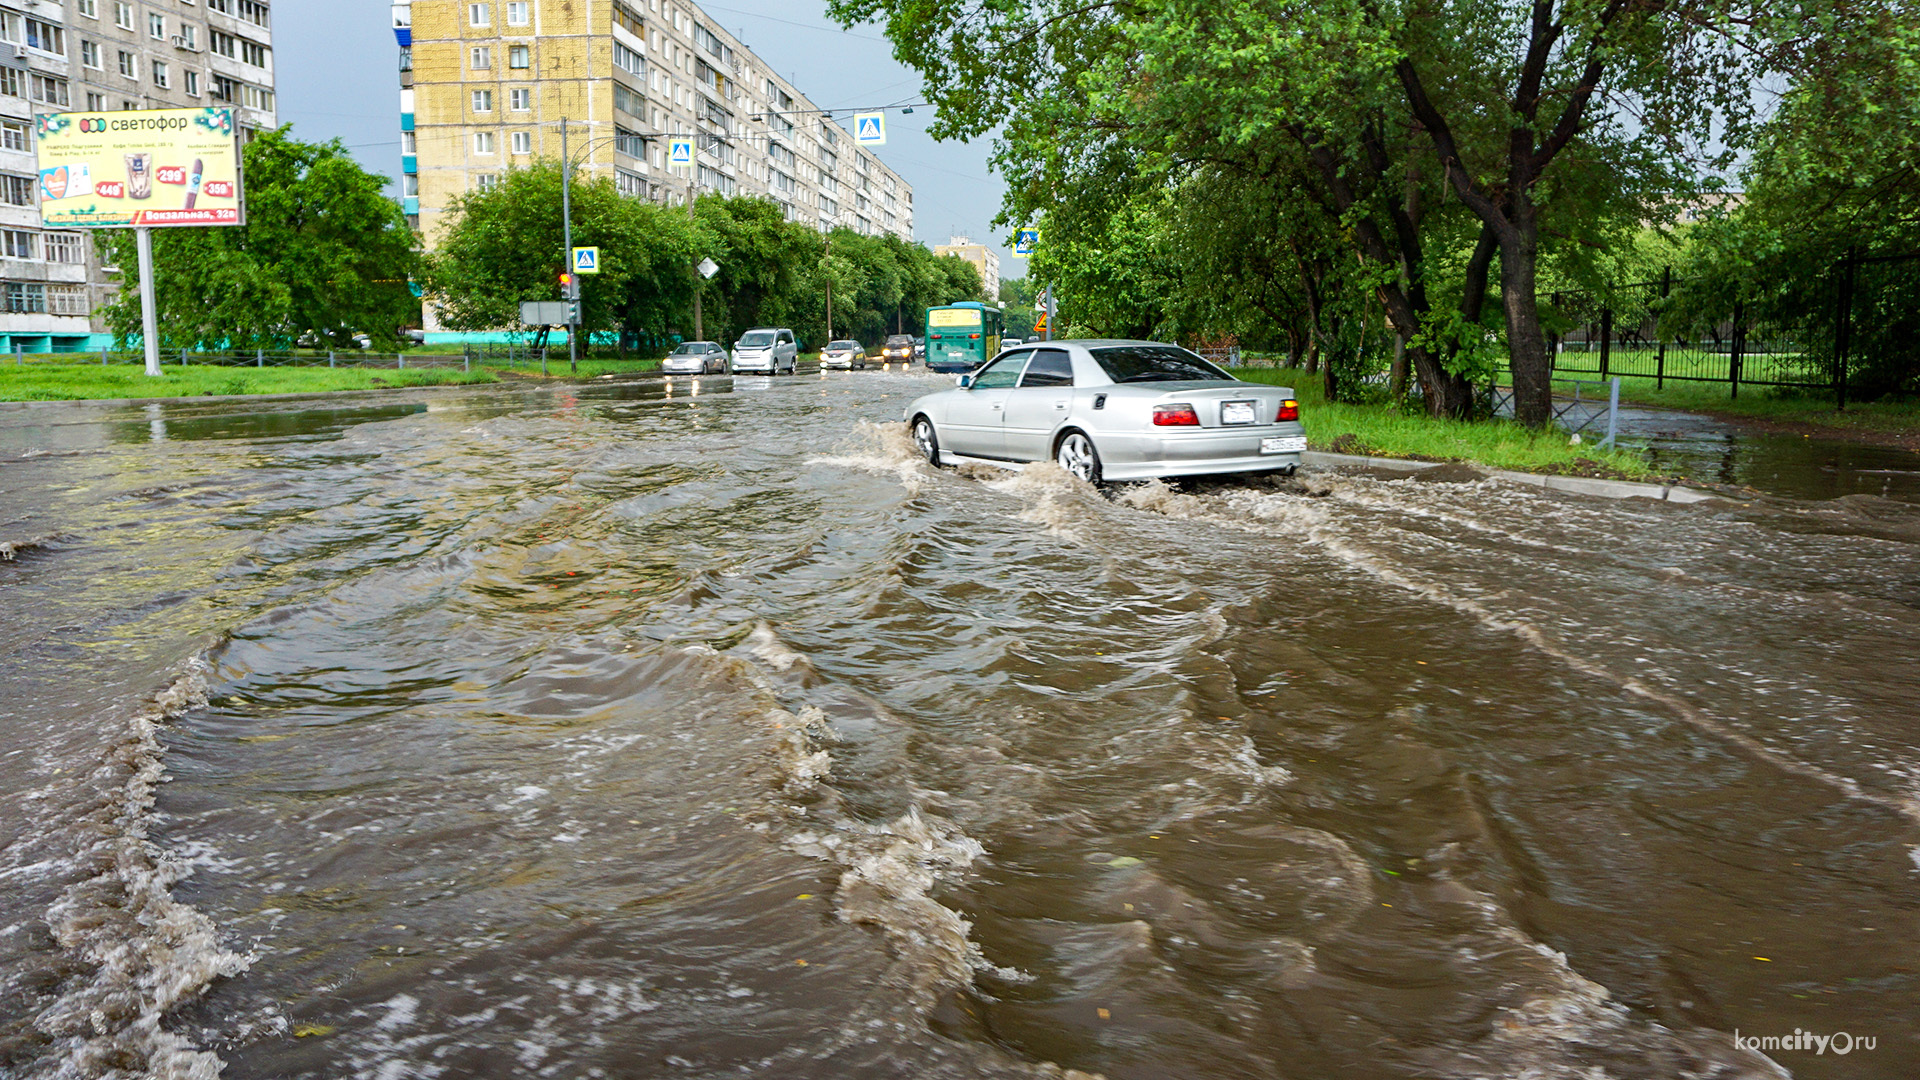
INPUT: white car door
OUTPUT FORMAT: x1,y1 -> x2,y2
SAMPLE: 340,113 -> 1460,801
1001,348 -> 1075,461
942,351 -> 1030,459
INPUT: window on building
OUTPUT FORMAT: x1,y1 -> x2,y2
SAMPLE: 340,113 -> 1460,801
509,87 -> 530,111
507,2 -> 530,26
508,45 -> 529,69
152,62 -> 170,89
1,175 -> 33,205
45,233 -> 87,264
470,46 -> 491,70
211,30 -> 235,57
475,174 -> 499,191
469,3 -> 492,26
0,122 -> 24,152
81,41 -> 102,69
613,2 -> 643,35
77,0 -> 99,18
118,51 -> 136,78
613,42 -> 644,76
474,131 -> 495,154
237,0 -> 270,28
511,131 -> 530,154
115,3 -> 134,31
241,84 -> 272,111
185,70 -> 201,97
5,283 -> 47,314
148,13 -> 166,39
241,40 -> 267,67
614,127 -> 644,157
25,18 -> 64,54
178,26 -> 199,52
472,89 -> 493,112
210,75 -> 235,102
614,82 -> 643,117
31,76 -> 68,107
403,174 -> 419,196
49,286 -> 89,317
0,230 -> 30,259
209,0 -> 233,12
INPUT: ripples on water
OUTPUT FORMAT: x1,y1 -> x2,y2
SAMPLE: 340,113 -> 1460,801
1,376 -> 1916,1079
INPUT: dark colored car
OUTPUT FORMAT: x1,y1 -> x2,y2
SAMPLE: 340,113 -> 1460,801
879,334 -> 915,364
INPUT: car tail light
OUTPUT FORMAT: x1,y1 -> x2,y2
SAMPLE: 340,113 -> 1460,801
1277,399 -> 1299,422
969,333 -> 980,339
1152,404 -> 1200,426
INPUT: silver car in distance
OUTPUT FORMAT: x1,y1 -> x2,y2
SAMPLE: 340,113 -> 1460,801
904,341 -> 1306,483
660,340 -> 729,374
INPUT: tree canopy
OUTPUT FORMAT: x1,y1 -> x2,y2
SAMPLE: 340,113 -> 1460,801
100,129 -> 421,351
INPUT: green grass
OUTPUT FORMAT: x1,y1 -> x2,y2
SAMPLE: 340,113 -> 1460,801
0,363 -> 498,402
1578,373 -> 1920,438
1231,366 -> 1658,478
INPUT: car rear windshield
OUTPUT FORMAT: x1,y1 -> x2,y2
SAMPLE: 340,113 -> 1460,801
739,331 -> 776,347
1091,346 -> 1231,383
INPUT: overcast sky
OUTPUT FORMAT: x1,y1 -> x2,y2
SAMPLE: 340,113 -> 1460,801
277,0 -> 1020,280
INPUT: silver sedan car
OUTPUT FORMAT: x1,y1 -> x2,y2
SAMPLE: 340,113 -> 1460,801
903,341 -> 1306,483
660,340 -> 729,374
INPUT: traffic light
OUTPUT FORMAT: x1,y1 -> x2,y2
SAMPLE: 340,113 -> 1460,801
559,271 -> 573,290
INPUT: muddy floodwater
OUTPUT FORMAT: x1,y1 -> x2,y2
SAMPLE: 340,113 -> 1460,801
2,374 -> 1917,1080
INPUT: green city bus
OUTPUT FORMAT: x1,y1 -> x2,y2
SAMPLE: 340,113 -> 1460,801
925,302 -> 1004,372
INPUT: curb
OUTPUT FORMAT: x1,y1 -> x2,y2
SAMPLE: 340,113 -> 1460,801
1300,451 -> 1718,504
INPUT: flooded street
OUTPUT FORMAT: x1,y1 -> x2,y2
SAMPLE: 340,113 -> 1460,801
2,372 -> 1917,1079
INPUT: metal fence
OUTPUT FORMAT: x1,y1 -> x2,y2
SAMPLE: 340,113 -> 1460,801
6,347 -> 476,370
1548,252 -> 1920,403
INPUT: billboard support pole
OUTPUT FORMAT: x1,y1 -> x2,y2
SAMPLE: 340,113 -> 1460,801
136,226 -> 161,377
560,118 -> 578,375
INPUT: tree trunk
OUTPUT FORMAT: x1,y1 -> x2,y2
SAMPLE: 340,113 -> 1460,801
1407,342 -> 1475,418
1499,214 -> 1552,426
1389,332 -> 1409,402
1304,337 -> 1320,374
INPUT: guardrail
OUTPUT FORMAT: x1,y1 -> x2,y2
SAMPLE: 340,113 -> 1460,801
6,347 -> 477,371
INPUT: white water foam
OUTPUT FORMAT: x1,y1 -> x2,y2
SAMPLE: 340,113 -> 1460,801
31,656 -> 252,1080
806,419 -> 933,495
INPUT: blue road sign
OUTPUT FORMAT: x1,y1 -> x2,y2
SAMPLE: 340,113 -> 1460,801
854,112 -> 886,145
668,138 -> 695,166
572,247 -> 601,274
1014,228 -> 1040,257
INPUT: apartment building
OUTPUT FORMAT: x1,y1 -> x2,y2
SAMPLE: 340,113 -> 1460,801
391,0 -> 915,257
0,0 -> 276,352
933,235 -> 998,301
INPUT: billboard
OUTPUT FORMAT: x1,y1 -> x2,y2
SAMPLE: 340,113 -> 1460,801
34,108 -> 244,229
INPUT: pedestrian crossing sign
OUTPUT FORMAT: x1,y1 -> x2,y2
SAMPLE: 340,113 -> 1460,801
853,112 -> 886,145
1015,228 -> 1039,256
572,247 -> 601,274
668,137 -> 695,166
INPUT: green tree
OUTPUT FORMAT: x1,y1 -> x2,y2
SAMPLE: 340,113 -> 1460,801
100,128 -> 421,351
426,160 -> 694,346
834,0 -> 1796,423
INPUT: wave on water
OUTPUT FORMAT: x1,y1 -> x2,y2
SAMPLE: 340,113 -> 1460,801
1,533 -> 62,561
733,624 -> 1025,1012
29,656 -> 252,1080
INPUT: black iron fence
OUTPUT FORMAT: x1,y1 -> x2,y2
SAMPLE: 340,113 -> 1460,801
1548,252 -> 1920,404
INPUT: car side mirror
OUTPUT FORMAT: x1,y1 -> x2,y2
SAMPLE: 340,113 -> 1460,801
956,374 -> 974,388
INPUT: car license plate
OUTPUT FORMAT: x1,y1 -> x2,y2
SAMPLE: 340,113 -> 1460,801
1261,436 -> 1307,454
1221,400 -> 1258,426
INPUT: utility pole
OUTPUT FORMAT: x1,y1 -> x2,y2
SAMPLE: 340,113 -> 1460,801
824,231 -> 833,341
690,171 -> 703,342
561,117 -> 578,374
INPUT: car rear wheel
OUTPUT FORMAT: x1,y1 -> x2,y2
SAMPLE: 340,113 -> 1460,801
1056,431 -> 1102,484
911,416 -> 941,466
